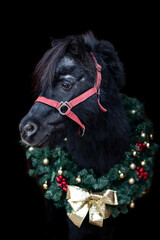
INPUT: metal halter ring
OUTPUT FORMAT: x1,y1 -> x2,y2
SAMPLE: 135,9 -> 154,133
58,101 -> 71,115
79,128 -> 85,137
96,64 -> 102,72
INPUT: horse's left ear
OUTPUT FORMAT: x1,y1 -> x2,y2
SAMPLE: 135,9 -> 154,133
97,41 -> 126,90
67,37 -> 86,61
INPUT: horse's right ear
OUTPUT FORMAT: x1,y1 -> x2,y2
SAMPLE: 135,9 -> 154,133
66,37 -> 86,61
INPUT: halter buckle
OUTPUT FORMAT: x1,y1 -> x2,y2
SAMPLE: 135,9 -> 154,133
58,101 -> 71,115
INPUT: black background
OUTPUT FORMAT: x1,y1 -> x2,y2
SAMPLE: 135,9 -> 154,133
6,3 -> 160,240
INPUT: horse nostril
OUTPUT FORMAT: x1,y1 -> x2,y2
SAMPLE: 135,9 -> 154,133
23,122 -> 38,137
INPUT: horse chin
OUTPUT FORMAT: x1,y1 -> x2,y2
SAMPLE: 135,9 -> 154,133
34,134 -> 50,148
21,134 -> 50,148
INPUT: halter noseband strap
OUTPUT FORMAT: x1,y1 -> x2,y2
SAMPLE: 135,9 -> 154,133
35,52 -> 107,136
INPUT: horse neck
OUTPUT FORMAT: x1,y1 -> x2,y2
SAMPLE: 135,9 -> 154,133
65,106 -> 130,176
65,127 -> 120,176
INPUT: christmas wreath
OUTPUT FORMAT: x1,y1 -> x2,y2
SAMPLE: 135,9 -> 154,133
22,94 -> 158,227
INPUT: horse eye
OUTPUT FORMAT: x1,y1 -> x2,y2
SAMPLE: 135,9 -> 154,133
61,82 -> 72,90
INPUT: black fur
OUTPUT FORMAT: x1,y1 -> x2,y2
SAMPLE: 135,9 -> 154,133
19,32 -> 130,240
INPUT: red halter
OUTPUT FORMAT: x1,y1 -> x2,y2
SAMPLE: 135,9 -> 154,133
35,52 -> 107,136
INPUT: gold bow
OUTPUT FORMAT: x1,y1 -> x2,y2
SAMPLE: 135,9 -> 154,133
66,185 -> 118,228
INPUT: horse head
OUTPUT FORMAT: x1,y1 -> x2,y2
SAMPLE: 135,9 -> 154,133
19,32 -> 127,152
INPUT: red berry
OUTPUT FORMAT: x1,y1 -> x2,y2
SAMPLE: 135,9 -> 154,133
59,175 -> 63,179
56,177 -> 61,182
136,167 -> 140,170
143,172 -> 148,178
62,181 -> 66,185
63,187 -> 67,191
140,168 -> 144,172
59,183 -> 63,188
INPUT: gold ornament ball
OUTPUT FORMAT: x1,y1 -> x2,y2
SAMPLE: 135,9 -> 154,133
133,151 -> 137,157
150,134 -> 153,140
43,181 -> 48,190
76,176 -> 81,183
141,160 -> 146,166
131,110 -> 136,114
142,191 -> 147,195
130,163 -> 136,170
120,173 -> 125,179
58,167 -> 63,175
29,147 -> 34,151
141,132 -> 146,138
128,177 -> 135,185
130,200 -> 135,208
146,142 -> 150,148
43,158 -> 49,165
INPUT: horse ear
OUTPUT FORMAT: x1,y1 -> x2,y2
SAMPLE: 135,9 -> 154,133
67,37 -> 86,60
97,41 -> 125,90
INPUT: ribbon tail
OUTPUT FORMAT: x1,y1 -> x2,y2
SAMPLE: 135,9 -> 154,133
88,200 -> 104,227
89,201 -> 112,227
67,203 -> 89,228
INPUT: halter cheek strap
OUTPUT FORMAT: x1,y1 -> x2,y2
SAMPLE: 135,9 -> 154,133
35,52 -> 107,136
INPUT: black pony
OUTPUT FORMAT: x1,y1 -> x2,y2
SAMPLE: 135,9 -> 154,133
19,32 -> 130,240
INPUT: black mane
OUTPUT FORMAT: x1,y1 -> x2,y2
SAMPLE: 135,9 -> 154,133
33,39 -> 69,93
33,32 -> 125,94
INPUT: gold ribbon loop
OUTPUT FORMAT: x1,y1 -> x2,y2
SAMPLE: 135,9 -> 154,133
66,185 -> 118,228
